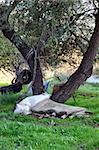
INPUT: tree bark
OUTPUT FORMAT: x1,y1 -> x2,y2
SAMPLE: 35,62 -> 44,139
51,9 -> 99,103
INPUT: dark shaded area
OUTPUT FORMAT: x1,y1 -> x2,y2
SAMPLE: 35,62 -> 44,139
0,81 -> 22,94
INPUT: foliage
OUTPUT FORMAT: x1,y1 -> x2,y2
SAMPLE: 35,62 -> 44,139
0,0 -> 98,70
0,83 -> 99,150
11,0 -> 94,66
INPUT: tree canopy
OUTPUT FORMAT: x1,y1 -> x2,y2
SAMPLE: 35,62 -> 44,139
0,0 -> 98,70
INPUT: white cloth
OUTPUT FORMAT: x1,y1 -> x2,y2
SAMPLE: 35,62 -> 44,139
14,93 -> 50,115
14,93 -> 90,118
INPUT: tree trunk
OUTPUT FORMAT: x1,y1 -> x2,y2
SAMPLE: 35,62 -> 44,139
0,2 -> 51,95
2,27 -> 44,94
51,10 -> 99,103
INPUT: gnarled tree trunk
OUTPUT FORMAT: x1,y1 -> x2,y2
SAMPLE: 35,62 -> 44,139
0,1 -> 50,95
2,27 -> 44,94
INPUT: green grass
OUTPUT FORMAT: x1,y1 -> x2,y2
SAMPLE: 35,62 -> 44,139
0,83 -> 99,150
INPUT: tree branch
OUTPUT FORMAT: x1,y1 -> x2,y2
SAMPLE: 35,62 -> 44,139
0,0 -> 22,29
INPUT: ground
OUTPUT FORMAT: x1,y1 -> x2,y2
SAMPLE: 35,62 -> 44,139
0,82 -> 99,150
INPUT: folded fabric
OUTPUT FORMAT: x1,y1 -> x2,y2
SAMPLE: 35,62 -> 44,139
32,99 -> 89,118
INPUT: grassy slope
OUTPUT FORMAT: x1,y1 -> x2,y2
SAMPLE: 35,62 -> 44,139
0,83 -> 99,150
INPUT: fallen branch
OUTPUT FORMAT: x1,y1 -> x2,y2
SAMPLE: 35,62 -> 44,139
0,81 -> 22,94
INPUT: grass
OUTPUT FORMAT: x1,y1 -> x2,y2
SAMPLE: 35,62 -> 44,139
0,83 -> 99,150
